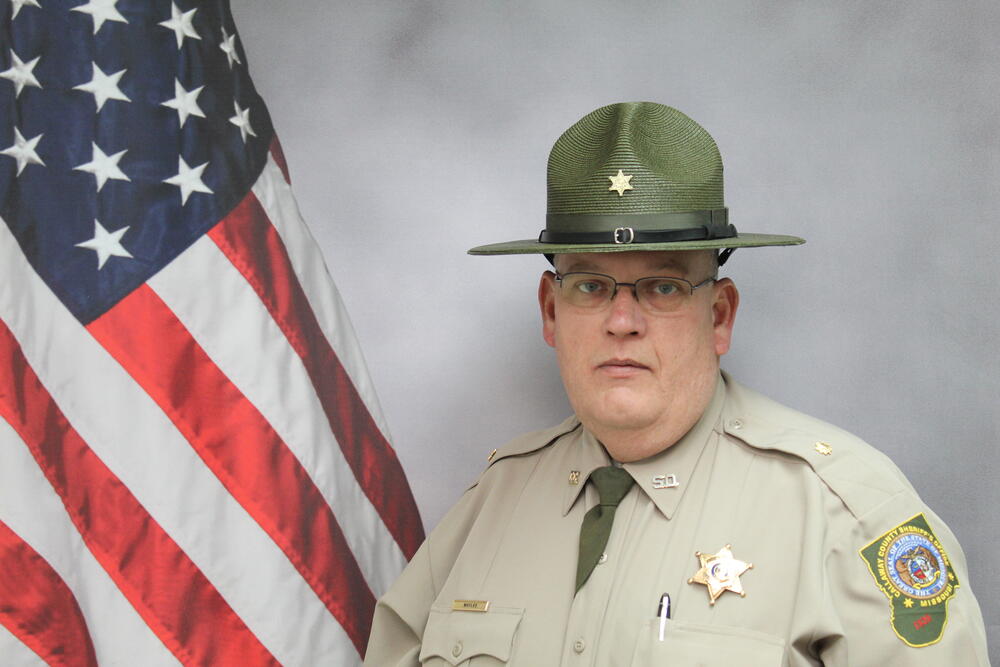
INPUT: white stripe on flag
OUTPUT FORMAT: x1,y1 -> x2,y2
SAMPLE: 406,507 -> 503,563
148,232 -> 408,598
251,156 -> 395,443
0,417 -> 176,666
0,219 -> 355,665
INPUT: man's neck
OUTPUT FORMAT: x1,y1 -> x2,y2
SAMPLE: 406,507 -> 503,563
591,420 -> 697,463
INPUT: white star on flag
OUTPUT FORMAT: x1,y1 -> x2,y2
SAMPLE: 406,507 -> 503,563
163,156 -> 213,204
219,27 -> 241,69
1,128 -> 45,175
161,79 -> 206,127
11,0 -> 42,19
73,63 -> 131,111
71,0 -> 128,35
0,50 -> 42,98
159,2 -> 200,49
229,101 -> 256,143
73,142 -> 130,192
75,219 -> 133,270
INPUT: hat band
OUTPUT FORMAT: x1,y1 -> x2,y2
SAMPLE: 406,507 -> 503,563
539,209 -> 735,245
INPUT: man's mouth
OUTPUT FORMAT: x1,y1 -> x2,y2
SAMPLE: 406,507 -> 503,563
597,358 -> 650,376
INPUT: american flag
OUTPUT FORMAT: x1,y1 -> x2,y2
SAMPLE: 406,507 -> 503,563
0,1 -> 424,664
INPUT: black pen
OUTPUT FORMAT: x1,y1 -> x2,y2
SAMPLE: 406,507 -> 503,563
657,593 -> 671,641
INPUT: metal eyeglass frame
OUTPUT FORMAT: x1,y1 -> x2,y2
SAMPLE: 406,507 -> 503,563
553,271 -> 716,310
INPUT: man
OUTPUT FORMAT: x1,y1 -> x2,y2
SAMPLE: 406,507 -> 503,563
364,102 -> 990,665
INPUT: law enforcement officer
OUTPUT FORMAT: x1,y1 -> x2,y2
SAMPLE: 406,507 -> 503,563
364,102 -> 990,665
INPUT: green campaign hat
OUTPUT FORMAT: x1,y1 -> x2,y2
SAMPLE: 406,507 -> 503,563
468,102 -> 804,256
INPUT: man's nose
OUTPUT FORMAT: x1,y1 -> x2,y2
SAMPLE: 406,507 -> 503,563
605,285 -> 645,336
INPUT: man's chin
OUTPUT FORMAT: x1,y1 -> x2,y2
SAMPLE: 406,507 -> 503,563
580,401 -> 659,434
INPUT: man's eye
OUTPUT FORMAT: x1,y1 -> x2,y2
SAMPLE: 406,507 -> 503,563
650,281 -> 679,296
576,281 -> 605,294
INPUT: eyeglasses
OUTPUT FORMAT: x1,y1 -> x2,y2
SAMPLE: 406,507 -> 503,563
554,271 -> 715,313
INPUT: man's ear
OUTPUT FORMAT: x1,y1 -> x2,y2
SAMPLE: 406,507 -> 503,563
711,278 -> 739,356
539,271 -> 557,348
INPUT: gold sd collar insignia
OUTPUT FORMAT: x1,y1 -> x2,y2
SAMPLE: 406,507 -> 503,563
859,513 -> 959,647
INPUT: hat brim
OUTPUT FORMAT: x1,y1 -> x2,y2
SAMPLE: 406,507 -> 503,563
468,232 -> 805,255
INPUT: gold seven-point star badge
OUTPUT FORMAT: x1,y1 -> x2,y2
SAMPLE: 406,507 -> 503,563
688,544 -> 753,605
608,169 -> 633,196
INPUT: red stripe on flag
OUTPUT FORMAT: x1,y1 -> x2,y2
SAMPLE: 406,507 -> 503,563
0,320 -> 278,667
0,519 -> 98,667
87,285 -> 377,656
269,138 -> 290,184
209,187 -> 425,560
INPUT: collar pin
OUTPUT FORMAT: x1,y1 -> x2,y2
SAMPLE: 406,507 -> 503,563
652,474 -> 679,489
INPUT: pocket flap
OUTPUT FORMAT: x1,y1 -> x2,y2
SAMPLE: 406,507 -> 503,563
419,605 -> 525,665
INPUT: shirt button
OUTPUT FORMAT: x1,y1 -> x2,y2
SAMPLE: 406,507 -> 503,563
451,642 -> 462,658
729,418 -> 744,430
573,638 -> 586,653
598,552 -> 608,564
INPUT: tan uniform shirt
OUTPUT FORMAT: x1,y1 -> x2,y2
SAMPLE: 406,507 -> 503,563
365,373 -> 990,666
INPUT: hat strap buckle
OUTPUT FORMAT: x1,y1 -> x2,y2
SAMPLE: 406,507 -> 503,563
613,227 -> 635,244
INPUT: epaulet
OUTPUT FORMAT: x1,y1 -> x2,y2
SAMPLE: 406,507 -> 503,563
720,376 -> 914,520
465,417 -> 581,492
481,416 -> 581,471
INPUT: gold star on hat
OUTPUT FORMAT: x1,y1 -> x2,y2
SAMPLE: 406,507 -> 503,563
687,544 -> 753,605
608,169 -> 633,196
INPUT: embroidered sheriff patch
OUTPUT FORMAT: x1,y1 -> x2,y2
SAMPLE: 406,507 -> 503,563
859,513 -> 959,647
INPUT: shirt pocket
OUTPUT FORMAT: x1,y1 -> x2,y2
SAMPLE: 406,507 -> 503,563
419,605 -> 525,666
630,618 -> 786,667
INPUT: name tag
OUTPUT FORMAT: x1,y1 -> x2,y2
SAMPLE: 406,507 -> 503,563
452,599 -> 490,612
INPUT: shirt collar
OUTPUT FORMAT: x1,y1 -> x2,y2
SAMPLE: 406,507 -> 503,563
561,427 -> 613,516
561,373 -> 726,519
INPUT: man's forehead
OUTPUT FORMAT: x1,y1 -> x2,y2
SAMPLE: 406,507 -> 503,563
555,250 -> 710,274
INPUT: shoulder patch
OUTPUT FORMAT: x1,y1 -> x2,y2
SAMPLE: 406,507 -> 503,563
859,513 -> 959,647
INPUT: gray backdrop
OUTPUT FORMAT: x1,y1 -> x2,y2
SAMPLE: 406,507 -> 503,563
233,0 -> 998,655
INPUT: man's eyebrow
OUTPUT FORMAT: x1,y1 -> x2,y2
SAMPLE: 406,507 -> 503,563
561,260 -> 603,273
654,260 -> 687,273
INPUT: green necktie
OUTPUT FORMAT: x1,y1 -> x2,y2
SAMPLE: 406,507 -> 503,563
575,465 -> 635,593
